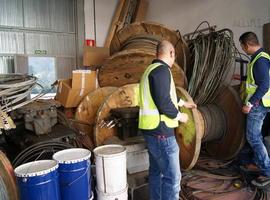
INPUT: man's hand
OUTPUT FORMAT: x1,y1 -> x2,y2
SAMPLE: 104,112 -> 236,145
183,102 -> 197,109
179,113 -> 188,123
242,105 -> 252,114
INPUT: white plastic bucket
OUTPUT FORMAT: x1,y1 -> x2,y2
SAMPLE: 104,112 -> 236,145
96,186 -> 128,200
94,145 -> 127,193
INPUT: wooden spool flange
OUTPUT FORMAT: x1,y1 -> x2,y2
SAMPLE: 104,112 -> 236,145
110,21 -> 190,71
94,84 -> 139,146
98,49 -> 187,88
176,86 -> 245,170
74,87 -> 118,148
0,151 -> 19,200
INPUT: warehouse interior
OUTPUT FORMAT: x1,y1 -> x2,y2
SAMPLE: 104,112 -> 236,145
1,0 -> 270,199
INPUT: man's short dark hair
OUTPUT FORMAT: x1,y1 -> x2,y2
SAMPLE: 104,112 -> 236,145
239,32 -> 259,46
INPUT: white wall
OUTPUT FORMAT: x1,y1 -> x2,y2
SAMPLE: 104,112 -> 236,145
146,0 -> 270,50
84,0 -> 118,47
85,0 -> 270,50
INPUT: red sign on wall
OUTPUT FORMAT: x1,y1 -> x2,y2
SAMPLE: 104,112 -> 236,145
85,39 -> 95,47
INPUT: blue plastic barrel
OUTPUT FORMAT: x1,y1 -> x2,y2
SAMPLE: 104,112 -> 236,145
53,148 -> 92,200
14,160 -> 60,200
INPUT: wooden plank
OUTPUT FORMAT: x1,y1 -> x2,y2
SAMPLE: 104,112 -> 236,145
104,0 -> 126,48
98,49 -> 187,88
132,0 -> 148,22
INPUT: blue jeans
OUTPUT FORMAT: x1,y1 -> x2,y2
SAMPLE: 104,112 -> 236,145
143,134 -> 181,200
246,103 -> 270,176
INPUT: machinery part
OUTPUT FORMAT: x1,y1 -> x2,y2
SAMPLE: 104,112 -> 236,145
0,74 -> 43,113
0,151 -> 19,200
12,141 -> 73,168
13,99 -> 61,135
94,84 -> 139,146
110,22 -> 190,71
110,107 -> 140,140
98,49 -> 187,88
176,86 -> 245,170
74,87 -> 117,146
187,29 -> 236,105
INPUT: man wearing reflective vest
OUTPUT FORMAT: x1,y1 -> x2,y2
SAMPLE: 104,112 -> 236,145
139,40 -> 196,200
239,32 -> 270,187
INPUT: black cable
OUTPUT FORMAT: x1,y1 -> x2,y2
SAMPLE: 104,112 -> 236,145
12,141 -> 73,168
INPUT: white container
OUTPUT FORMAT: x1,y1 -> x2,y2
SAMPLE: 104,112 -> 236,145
96,186 -> 128,200
94,145 -> 127,193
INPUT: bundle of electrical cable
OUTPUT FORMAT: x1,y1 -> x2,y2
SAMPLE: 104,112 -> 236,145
0,74 -> 43,113
186,21 -> 237,105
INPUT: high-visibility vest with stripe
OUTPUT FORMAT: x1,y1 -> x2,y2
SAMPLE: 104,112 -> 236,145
139,62 -> 179,129
245,51 -> 270,106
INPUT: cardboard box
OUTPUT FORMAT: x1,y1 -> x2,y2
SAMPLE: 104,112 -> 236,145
72,70 -> 97,90
83,46 -> 110,66
55,79 -> 95,108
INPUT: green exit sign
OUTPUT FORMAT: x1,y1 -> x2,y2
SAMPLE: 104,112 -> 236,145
35,50 -> 47,55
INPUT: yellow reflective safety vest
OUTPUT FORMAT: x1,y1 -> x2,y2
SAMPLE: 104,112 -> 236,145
245,51 -> 270,106
139,62 -> 179,129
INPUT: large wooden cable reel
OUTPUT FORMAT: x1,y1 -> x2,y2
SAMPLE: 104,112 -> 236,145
74,87 -> 118,149
110,21 -> 190,71
176,86 -> 245,170
94,84 -> 139,146
0,151 -> 19,200
98,49 -> 187,88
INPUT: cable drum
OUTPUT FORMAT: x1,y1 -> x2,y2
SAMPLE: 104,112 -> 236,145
0,151 -> 19,200
263,23 -> 270,54
110,21 -> 191,71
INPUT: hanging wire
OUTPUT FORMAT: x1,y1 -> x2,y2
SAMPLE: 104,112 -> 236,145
187,25 -> 237,105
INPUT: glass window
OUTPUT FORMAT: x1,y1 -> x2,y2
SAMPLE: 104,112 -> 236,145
28,57 -> 56,96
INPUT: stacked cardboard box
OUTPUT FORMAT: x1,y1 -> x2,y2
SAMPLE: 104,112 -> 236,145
83,46 -> 110,67
55,70 -> 97,108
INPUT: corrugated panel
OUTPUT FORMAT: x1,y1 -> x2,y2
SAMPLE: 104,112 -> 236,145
56,57 -> 75,79
0,31 -> 24,54
23,0 -> 75,32
0,56 -> 15,74
25,33 -> 76,57
0,0 -> 23,27
15,55 -> 28,74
